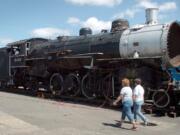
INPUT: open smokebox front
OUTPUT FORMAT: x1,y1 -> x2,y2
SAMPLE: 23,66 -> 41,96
168,22 -> 180,67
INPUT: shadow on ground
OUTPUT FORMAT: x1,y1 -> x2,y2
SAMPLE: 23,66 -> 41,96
102,122 -> 132,130
102,120 -> 158,130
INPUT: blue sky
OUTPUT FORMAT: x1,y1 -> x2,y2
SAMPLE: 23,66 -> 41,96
0,0 -> 179,46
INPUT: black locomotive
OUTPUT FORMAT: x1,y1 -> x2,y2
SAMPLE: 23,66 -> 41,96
0,8 -> 180,109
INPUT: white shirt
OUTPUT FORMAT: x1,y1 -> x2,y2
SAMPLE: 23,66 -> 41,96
133,85 -> 144,102
120,86 -> 133,102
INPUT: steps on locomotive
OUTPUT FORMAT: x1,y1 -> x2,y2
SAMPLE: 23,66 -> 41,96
145,100 -> 154,104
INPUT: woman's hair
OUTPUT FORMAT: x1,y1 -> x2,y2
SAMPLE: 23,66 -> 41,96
135,78 -> 141,85
122,78 -> 130,86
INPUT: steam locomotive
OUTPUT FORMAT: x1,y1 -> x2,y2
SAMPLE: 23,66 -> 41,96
0,8 -> 180,109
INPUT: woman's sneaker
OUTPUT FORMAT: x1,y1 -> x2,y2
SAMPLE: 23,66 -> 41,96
135,121 -> 140,125
131,126 -> 138,131
116,122 -> 122,128
144,121 -> 148,126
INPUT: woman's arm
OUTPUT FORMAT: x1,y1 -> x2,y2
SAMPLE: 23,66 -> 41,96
133,94 -> 137,101
113,95 -> 123,106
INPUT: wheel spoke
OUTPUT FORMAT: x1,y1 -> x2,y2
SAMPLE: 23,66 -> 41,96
64,73 -> 80,96
50,73 -> 63,95
81,72 -> 98,99
153,89 -> 170,108
102,74 -> 113,101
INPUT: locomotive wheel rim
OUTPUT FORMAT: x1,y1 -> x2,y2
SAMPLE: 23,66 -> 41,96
50,73 -> 64,95
0,81 -> 7,89
152,89 -> 170,108
102,74 -> 113,102
23,75 -> 31,90
81,73 -> 96,100
64,73 -> 81,97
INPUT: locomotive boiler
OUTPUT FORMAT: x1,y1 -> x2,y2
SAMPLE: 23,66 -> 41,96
0,8 -> 180,109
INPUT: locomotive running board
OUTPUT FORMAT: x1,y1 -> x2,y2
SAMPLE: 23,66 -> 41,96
25,57 -> 46,61
96,56 -> 162,61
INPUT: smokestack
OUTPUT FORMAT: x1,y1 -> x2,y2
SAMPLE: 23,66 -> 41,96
145,8 -> 158,25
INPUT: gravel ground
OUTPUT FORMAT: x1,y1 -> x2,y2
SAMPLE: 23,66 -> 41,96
0,91 -> 180,135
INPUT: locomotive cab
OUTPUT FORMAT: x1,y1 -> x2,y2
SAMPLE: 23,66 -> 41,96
5,38 -> 49,87
7,38 -> 49,68
9,43 -> 27,56
7,41 -> 28,68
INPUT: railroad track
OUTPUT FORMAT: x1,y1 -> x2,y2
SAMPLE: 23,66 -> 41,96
0,87 -> 115,109
1,87 -> 179,117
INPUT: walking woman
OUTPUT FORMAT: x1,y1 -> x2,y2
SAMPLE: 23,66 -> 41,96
133,78 -> 148,125
113,78 -> 137,130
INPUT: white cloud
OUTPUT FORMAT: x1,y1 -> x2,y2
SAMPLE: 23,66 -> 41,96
67,17 -> 80,24
113,0 -> 157,20
113,9 -> 140,19
113,0 -> 177,22
82,17 -> 111,32
137,0 -> 158,8
65,0 -> 122,7
159,2 -> 177,12
136,0 -> 176,12
82,17 -> 111,33
0,38 -> 14,46
67,17 -> 111,33
31,27 -> 70,38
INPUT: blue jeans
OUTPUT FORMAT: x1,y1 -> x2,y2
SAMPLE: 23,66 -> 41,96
134,101 -> 147,122
121,100 -> 134,122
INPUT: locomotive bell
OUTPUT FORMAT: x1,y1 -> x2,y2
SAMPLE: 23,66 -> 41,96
111,19 -> 129,32
79,27 -> 92,36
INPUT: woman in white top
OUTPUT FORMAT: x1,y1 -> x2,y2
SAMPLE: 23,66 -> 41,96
133,78 -> 148,125
113,78 -> 137,130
